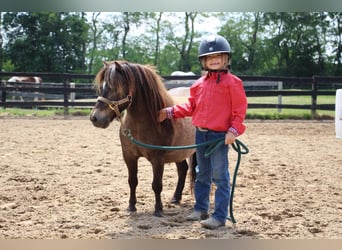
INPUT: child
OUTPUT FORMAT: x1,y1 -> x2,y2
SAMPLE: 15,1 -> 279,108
159,34 -> 247,229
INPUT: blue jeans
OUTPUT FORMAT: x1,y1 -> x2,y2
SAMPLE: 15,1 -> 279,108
194,129 -> 230,224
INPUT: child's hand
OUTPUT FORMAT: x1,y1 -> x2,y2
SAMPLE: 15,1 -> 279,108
158,109 -> 167,122
225,131 -> 236,144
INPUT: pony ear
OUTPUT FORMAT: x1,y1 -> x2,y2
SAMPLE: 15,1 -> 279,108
114,61 -> 124,74
114,61 -> 123,72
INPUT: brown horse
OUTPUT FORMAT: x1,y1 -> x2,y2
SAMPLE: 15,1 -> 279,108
90,61 -> 196,217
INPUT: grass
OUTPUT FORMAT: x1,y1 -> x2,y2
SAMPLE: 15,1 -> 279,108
0,107 -> 92,117
0,95 -> 337,120
246,95 -> 336,120
0,106 -> 335,120
248,95 -> 334,105
246,109 -> 334,120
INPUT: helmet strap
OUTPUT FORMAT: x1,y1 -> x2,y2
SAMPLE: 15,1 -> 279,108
205,69 -> 229,84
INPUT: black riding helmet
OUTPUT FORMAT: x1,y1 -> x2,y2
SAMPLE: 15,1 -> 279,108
198,34 -> 231,70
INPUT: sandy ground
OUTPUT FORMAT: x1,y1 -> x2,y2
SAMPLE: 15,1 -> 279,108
0,117 -> 341,239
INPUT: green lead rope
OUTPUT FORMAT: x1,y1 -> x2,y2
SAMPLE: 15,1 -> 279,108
122,128 -> 249,223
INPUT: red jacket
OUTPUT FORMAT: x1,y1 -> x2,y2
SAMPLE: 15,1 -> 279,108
172,71 -> 247,135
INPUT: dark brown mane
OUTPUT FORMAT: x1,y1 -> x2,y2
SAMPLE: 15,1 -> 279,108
95,60 -> 174,128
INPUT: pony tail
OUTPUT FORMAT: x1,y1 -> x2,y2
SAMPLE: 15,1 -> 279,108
189,152 -> 197,196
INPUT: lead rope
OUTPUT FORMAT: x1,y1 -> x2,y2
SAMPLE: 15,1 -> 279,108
122,128 -> 249,223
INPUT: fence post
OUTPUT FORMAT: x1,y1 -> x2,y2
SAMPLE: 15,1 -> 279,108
63,78 -> 70,117
1,80 -> 7,109
70,82 -> 75,108
70,82 -> 75,101
277,81 -> 283,113
311,76 -> 317,118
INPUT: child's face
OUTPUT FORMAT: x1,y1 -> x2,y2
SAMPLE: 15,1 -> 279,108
204,53 -> 227,70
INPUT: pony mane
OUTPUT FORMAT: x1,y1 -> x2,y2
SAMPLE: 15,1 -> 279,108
95,60 -> 174,129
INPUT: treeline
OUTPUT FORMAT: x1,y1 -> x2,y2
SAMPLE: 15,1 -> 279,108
0,12 -> 341,77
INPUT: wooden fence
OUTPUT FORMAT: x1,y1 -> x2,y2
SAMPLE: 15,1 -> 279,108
1,72 -> 342,117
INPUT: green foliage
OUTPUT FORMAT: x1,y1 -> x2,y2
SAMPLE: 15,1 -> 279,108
218,12 -> 341,77
2,12 -> 89,73
2,59 -> 15,72
1,12 -> 340,77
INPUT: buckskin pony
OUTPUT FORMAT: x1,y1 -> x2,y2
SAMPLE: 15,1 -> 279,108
90,61 -> 196,217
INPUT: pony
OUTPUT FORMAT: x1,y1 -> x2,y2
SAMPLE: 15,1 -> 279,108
8,76 -> 42,84
171,71 -> 195,76
168,86 -> 190,97
90,61 -> 196,217
8,76 -> 43,101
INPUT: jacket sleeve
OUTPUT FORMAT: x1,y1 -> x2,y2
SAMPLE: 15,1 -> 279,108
172,85 -> 197,118
172,95 -> 196,118
229,79 -> 247,135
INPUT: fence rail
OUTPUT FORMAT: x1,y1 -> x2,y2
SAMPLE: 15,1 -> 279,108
1,72 -> 342,117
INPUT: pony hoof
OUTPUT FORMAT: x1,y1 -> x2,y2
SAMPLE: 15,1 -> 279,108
154,211 -> 163,217
170,198 -> 181,205
127,206 -> 137,213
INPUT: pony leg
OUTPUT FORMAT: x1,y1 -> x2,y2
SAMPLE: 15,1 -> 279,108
171,160 -> 189,204
125,158 -> 138,213
151,162 -> 164,217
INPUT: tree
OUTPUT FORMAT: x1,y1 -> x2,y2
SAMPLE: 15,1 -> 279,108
328,12 -> 342,75
219,12 -> 266,75
262,12 -> 332,76
87,12 -> 106,74
153,12 -> 163,69
117,12 -> 147,59
1,12 -> 340,77
179,12 -> 197,71
0,12 -> 4,70
164,12 -> 199,73
2,12 -> 89,73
